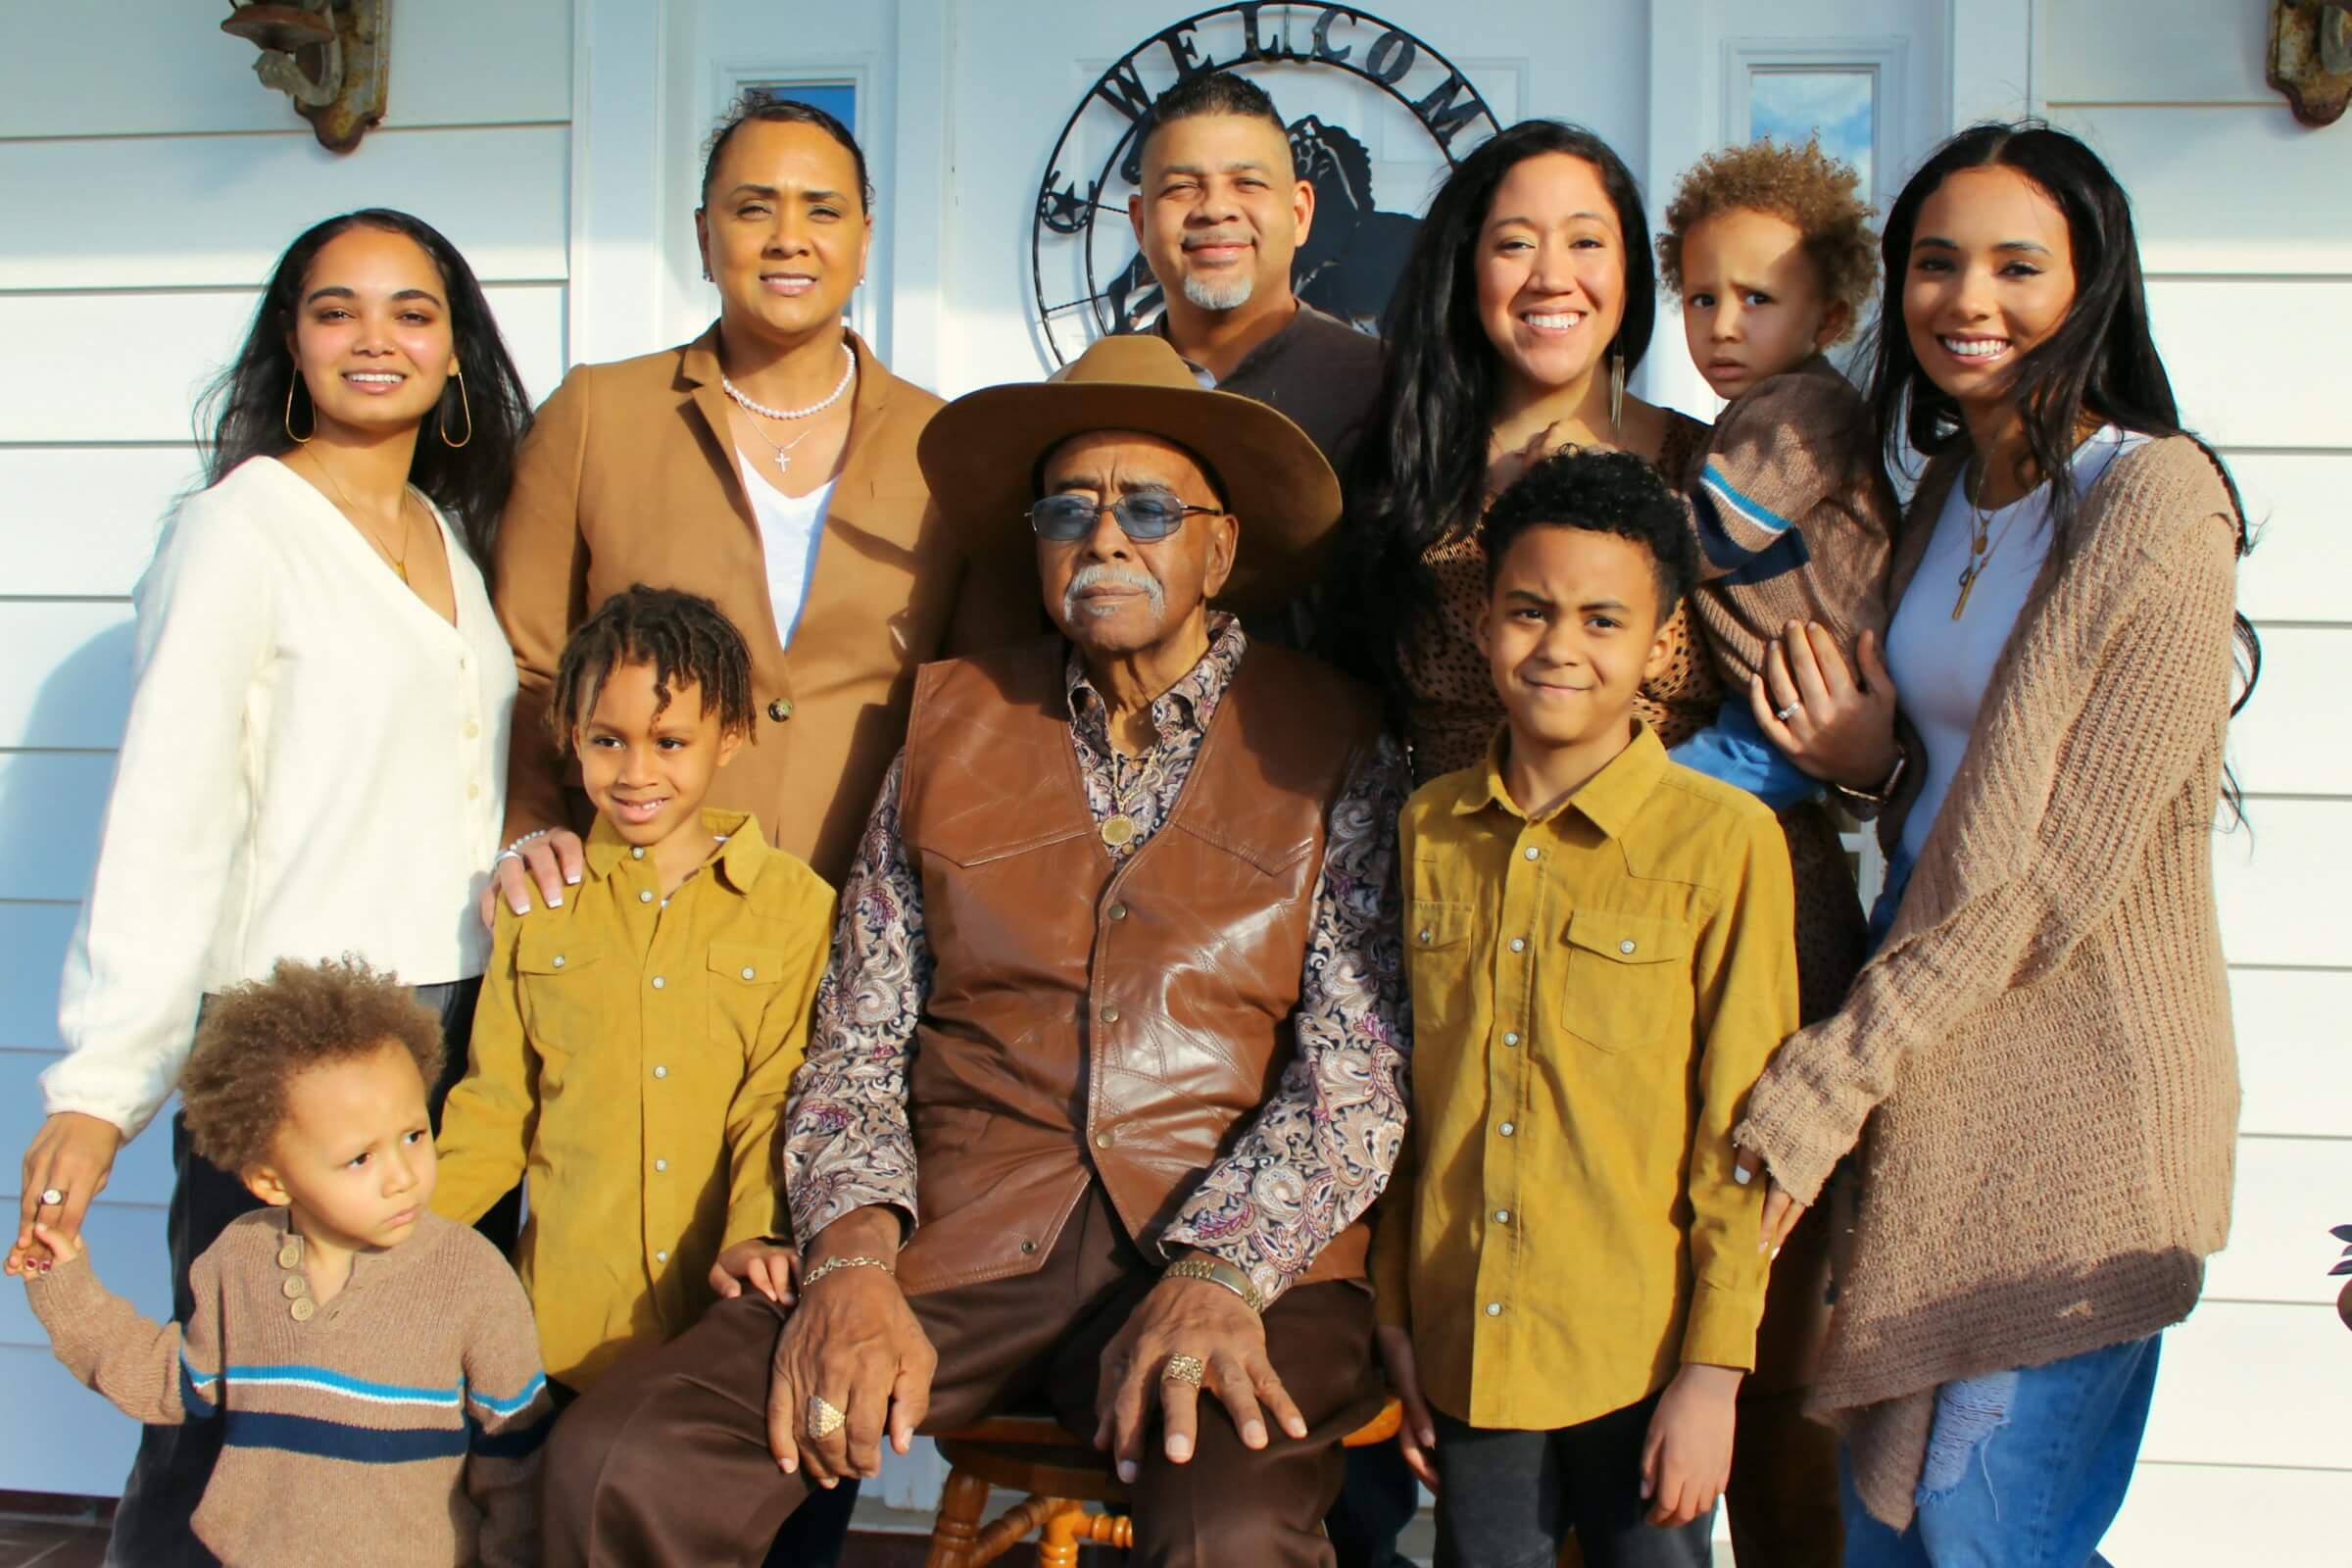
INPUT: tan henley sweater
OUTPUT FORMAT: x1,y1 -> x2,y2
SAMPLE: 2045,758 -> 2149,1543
1732,434 -> 2243,1529
28,1210 -> 550,1567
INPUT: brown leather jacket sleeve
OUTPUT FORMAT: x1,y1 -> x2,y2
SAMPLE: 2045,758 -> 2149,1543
492,364 -> 597,844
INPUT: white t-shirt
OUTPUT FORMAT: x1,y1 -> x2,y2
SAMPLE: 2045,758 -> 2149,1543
47,456 -> 517,1137
1887,426 -> 2149,866
736,454 -> 837,651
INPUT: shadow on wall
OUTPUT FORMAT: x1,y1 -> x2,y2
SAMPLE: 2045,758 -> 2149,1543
0,616 -> 136,904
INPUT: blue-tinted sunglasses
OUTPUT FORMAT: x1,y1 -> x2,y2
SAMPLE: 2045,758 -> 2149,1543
1026,492 -> 1224,543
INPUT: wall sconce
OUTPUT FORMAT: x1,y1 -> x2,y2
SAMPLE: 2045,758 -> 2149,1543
2271,0 -> 2351,126
220,1 -> 391,153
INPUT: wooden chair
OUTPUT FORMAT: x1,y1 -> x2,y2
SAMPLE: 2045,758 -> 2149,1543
923,1397 -> 1403,1567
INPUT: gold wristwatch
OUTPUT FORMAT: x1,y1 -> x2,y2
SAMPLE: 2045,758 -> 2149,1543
1163,1253 -> 1264,1314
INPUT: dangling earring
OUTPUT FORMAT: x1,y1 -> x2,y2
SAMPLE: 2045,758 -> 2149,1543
440,366 -> 473,448
284,374 -> 314,444
1608,351 -> 1626,436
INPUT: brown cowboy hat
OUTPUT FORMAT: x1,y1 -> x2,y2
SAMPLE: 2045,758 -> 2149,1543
915,334 -> 1343,612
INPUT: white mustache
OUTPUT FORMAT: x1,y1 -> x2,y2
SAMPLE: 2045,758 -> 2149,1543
1062,564 -> 1166,623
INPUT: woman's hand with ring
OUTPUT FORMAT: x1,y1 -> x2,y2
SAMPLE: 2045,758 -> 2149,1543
1751,622 -> 1901,790
17,1111 -> 122,1262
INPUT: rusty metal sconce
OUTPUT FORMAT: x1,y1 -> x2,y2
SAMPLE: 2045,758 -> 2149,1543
220,1 -> 391,153
2271,0 -> 2352,126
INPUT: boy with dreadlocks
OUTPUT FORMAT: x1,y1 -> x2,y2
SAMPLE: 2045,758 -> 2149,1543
434,585 -> 838,1396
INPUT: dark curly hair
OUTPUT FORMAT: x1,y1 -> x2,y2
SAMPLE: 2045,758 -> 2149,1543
193,210 -> 535,562
551,585 -> 757,750
180,957 -> 443,1175
1656,135 -> 1878,336
1481,448 -> 1698,621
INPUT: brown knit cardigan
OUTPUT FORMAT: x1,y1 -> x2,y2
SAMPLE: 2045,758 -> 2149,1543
1733,433 -> 2243,1530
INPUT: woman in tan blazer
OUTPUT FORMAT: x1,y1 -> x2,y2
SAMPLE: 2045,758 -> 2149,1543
491,98 -> 1028,902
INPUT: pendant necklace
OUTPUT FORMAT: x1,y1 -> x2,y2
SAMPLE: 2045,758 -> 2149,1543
313,459 -> 416,584
1101,743 -> 1145,851
1952,460 -> 2023,620
722,345 -> 856,476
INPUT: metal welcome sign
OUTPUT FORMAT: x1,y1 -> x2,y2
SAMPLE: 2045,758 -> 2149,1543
1031,4 -> 1502,363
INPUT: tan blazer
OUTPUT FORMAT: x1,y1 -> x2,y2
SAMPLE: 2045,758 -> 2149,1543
493,326 -> 1036,886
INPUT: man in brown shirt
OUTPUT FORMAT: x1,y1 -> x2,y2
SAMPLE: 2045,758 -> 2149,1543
540,335 -> 1411,1568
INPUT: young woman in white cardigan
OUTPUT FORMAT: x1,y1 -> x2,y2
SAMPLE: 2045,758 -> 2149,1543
11,210 -> 534,1566
1726,123 -> 2259,1566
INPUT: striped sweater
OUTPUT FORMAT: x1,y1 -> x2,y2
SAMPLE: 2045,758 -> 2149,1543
28,1209 -> 550,1567
1681,354 -> 1898,686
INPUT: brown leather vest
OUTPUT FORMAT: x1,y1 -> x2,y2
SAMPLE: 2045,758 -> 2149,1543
893,634 -> 1383,1297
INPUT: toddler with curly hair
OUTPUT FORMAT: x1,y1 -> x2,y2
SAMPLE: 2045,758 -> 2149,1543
1656,135 -> 1899,808
5,957 -> 551,1567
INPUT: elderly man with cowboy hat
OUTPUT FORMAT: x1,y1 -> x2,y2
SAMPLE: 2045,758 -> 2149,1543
540,334 -> 1412,1566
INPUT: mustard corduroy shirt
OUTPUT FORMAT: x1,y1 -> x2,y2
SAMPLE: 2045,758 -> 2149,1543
434,808 -> 836,1389
1371,724 -> 1799,1431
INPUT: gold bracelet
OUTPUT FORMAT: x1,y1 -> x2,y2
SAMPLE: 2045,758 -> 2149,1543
802,1254 -> 894,1290
1162,1254 -> 1264,1314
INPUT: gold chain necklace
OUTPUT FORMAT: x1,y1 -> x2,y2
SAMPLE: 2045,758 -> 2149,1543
1951,460 -> 2024,620
311,458 -> 416,584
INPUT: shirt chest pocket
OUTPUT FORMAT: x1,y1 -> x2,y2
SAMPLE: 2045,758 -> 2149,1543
1560,909 -> 1693,1054
1405,899 -> 1478,1049
708,942 -> 789,1052
514,934 -> 608,1086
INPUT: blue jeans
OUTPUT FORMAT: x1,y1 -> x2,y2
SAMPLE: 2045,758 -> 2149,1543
1839,1335 -> 2161,1567
1670,698 -> 1822,810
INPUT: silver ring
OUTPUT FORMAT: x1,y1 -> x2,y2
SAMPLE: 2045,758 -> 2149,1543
1775,703 -> 1802,723
37,1188 -> 65,1207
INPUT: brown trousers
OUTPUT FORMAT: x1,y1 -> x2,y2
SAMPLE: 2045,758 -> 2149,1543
542,1183 -> 1381,1567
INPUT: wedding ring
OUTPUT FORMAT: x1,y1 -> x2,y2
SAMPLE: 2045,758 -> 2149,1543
1775,703 -> 1801,723
1161,1353 -> 1206,1388
37,1189 -> 64,1207
808,1396 -> 847,1439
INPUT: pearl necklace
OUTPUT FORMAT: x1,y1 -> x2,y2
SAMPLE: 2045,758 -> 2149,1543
721,344 -> 855,421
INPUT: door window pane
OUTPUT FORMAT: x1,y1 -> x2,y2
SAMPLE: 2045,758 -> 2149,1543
1749,69 -> 1874,197
746,81 -> 857,132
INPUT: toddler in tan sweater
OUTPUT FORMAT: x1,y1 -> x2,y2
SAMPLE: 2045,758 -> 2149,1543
6,958 -> 550,1568
1655,135 -> 1898,806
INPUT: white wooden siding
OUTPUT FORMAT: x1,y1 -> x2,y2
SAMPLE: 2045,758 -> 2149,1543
2043,3 -> 2352,1556
0,0 -> 574,1499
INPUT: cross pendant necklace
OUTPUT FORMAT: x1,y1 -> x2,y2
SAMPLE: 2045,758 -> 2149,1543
742,419 -> 822,475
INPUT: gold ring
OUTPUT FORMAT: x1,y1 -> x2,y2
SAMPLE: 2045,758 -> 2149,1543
1161,1353 -> 1206,1388
808,1396 -> 846,1439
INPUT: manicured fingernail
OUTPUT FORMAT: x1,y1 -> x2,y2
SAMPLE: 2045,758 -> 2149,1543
509,900 -> 528,915
1166,1434 -> 1193,1461
779,1457 -> 796,1473
818,1478 -> 836,1491
1117,1459 -> 1138,1484
1733,1164 -> 1751,1186
1244,1421 -> 1265,1447
1420,1426 -> 1436,1447
549,893 -> 564,906
564,872 -> 581,885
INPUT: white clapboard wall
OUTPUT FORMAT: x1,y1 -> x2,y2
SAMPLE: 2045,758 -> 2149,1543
0,0 -> 574,1496
2034,1 -> 2352,1558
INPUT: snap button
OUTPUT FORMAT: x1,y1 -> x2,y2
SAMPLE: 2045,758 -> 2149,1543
1108,904 -> 1128,921
552,955 -> 565,969
1100,1004 -> 1120,1022
1498,1121 -> 1515,1137
767,699 -> 795,722
651,975 -> 665,989
1485,1301 -> 1501,1317
1418,929 -> 1432,943
1524,847 -> 1539,860
1494,1209 -> 1510,1224
1020,1239 -> 1038,1254
1502,1031 -> 1518,1047
741,966 -> 756,980
639,890 -> 655,904
655,1250 -> 668,1263
654,1159 -> 667,1173
631,847 -> 645,859
653,1065 -> 667,1079
1094,1130 -> 1114,1149
1620,939 -> 1637,955
1509,937 -> 1526,954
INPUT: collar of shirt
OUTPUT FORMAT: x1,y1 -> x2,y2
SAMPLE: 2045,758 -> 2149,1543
1063,611 -> 1248,753
584,806 -> 770,895
1453,721 -> 1671,839
1153,301 -> 1322,389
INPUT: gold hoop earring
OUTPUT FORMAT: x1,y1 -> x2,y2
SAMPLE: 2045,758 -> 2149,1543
1608,352 -> 1626,435
284,374 -> 314,444
440,366 -> 473,449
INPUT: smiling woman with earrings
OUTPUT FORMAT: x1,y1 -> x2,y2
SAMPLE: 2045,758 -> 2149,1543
10,208 -> 534,1565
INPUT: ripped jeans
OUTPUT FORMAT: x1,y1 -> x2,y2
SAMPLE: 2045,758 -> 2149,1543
1839,1334 -> 2162,1567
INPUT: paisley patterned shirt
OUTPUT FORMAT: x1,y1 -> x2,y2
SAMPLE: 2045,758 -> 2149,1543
783,615 -> 1413,1302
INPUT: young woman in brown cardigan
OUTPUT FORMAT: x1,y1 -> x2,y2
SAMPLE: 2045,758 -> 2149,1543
1734,123 -> 2258,1564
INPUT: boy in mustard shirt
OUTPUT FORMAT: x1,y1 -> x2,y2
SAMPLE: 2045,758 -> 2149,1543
435,586 -> 836,1395
1372,450 -> 1799,1567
